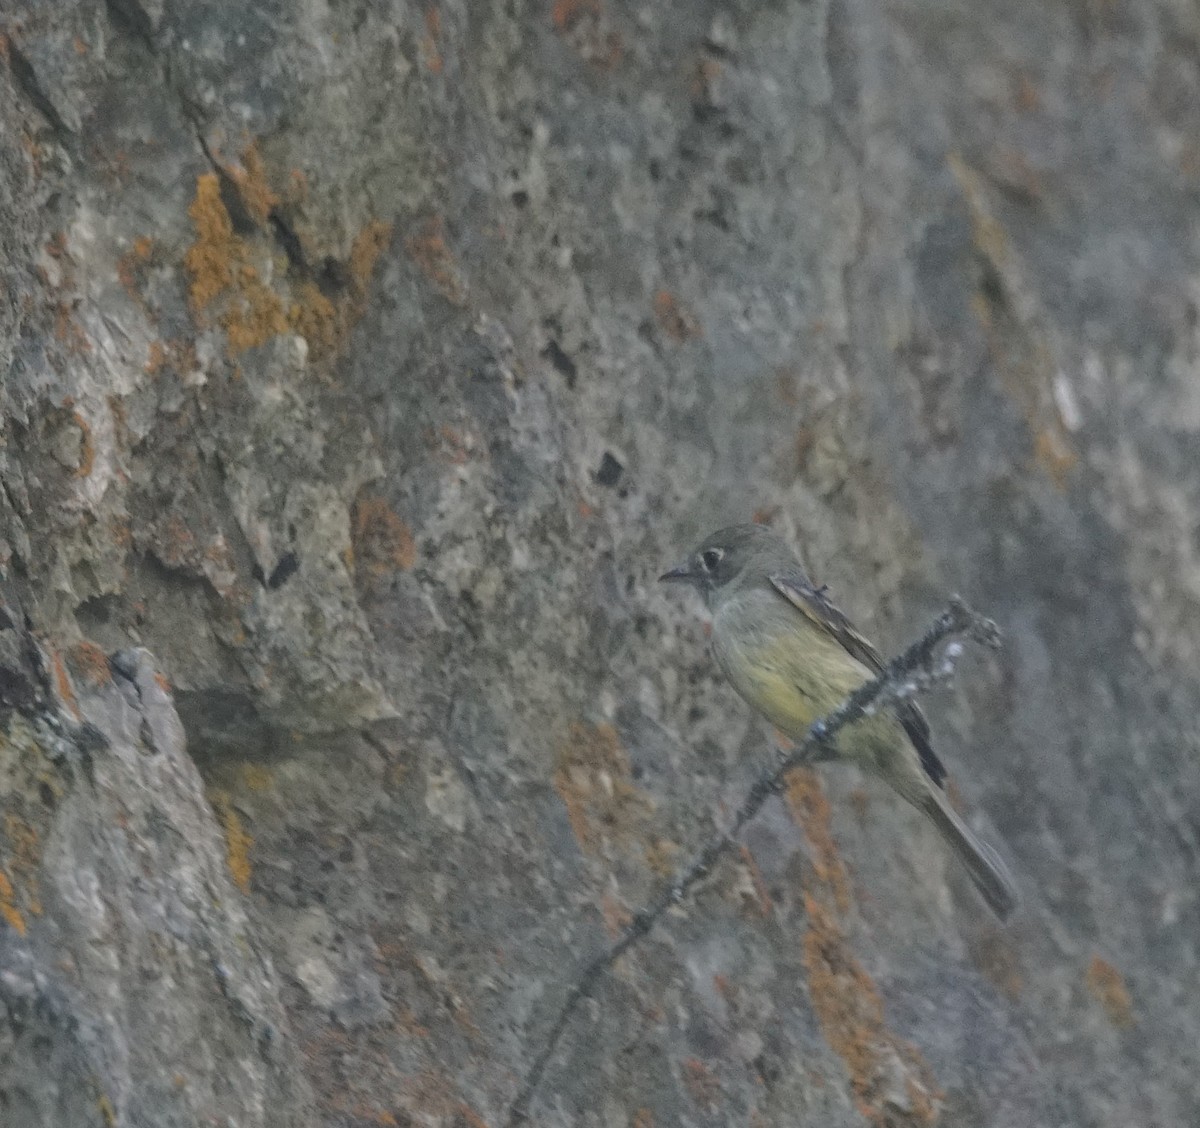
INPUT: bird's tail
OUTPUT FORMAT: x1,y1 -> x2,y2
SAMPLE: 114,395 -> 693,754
920,790 -> 1018,921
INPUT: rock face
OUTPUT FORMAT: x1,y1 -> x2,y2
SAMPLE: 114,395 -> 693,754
0,0 -> 1197,1124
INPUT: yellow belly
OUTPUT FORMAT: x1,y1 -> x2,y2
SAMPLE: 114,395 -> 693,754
727,629 -> 867,735
711,596 -> 904,768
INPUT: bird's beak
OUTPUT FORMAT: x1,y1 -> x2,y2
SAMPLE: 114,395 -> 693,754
658,560 -> 694,584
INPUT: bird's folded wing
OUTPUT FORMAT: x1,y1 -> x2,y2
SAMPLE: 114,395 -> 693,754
768,570 -> 947,788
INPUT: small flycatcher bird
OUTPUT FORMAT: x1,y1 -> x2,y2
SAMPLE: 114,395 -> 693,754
661,523 -> 1017,920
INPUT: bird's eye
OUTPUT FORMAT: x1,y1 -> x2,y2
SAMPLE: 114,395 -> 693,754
700,548 -> 723,572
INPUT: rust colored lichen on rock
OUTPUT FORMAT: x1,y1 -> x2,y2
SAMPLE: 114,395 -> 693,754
49,648 -> 81,717
351,496 -> 417,574
183,171 -> 285,354
185,173 -> 236,313
1085,955 -> 1135,1028
185,161 -> 391,357
117,235 -> 154,305
71,411 -> 95,478
350,220 -> 394,295
0,869 -> 26,935
420,7 -> 443,74
404,215 -> 467,305
227,142 -> 280,226
288,281 -> 338,355
66,640 -> 111,686
787,769 -> 941,1126
553,721 -> 654,860
213,792 -> 254,895
652,290 -> 702,342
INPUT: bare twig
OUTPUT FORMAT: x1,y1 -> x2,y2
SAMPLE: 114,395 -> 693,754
504,597 -> 999,1126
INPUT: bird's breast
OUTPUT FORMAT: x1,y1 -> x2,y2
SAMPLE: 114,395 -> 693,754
711,590 -> 872,738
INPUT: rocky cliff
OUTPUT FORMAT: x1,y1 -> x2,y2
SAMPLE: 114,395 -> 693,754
1,0 -> 1197,1124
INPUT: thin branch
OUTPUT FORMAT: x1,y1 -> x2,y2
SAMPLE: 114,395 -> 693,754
504,597 -> 1000,1126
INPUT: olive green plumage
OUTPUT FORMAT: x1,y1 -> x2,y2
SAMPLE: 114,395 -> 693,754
662,523 -> 1017,921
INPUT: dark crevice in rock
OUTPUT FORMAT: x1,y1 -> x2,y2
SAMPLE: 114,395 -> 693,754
5,40 -> 72,138
103,0 -> 157,46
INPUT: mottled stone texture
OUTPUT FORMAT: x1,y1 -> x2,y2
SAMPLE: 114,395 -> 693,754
0,0 -> 1197,1124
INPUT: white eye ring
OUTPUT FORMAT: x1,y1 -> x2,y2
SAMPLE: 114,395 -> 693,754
700,548 -> 723,572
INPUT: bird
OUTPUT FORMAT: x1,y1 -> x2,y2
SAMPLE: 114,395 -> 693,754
660,522 -> 1017,920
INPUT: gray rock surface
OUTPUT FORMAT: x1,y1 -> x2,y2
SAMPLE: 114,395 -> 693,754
1,0 -> 1198,1124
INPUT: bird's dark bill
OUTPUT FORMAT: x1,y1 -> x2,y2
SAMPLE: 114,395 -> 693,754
659,562 -> 693,583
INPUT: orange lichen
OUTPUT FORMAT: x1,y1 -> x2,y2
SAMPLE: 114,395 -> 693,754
552,0 -> 598,32
393,1070 -> 492,1126
1085,955 -> 1134,1028
550,0 -> 622,65
1014,73 -> 1041,113
427,423 -> 472,465
70,411 -> 95,478
144,337 -> 197,380
682,1058 -> 720,1110
600,889 -> 633,938
185,173 -> 236,313
227,142 -> 280,225
54,302 -> 92,354
221,264 -> 288,354
350,1108 -> 399,1127
109,515 -> 134,551
185,153 -> 392,359
288,281 -> 339,356
286,168 -> 309,205
350,219 -> 394,295
159,513 -> 196,568
239,763 -> 274,791
182,175 -> 285,353
948,153 -> 1010,269
0,870 -> 26,935
145,340 -> 167,374
213,792 -> 254,894
421,7 -> 443,73
786,770 -> 851,913
652,290 -> 702,341
404,215 -> 467,305
643,834 -> 679,877
786,769 -> 941,1126
1033,427 -> 1077,489
351,496 -> 417,574
4,815 -> 43,918
454,1104 -> 489,1128
554,721 -> 652,857
66,641 -> 111,687
107,394 -> 130,449
153,672 -> 172,694
117,235 -> 154,303
48,649 -> 81,717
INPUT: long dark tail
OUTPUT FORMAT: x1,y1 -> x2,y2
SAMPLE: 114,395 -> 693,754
920,791 -> 1018,921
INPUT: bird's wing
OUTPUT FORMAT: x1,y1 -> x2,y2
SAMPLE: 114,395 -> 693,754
768,570 -> 947,788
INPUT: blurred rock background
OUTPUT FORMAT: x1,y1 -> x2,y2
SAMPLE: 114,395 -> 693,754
0,0 -> 1197,1124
